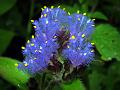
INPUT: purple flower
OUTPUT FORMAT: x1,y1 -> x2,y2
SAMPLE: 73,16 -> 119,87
17,6 -> 95,74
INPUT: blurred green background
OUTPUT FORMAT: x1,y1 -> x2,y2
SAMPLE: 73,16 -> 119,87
0,0 -> 120,90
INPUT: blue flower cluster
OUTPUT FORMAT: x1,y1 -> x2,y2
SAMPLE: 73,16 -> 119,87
62,13 -> 95,67
16,6 -> 95,74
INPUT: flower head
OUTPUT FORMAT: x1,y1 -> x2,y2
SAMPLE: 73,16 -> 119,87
17,6 -> 95,74
62,13 -> 95,67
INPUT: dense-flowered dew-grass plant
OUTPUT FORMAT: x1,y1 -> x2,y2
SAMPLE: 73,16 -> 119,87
16,6 -> 95,74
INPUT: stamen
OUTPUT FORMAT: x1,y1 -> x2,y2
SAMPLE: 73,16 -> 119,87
14,63 -> 18,67
31,43 -> 34,46
21,46 -> 25,49
30,20 -> 34,23
82,34 -> 85,38
71,35 -> 76,39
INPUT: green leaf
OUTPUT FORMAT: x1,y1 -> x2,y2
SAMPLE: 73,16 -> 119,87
0,79 -> 11,90
0,0 -> 16,15
90,11 -> 108,20
53,84 -> 62,90
89,71 -> 104,90
92,24 -> 120,61
62,79 -> 86,90
78,0 -> 84,3
0,57 -> 30,86
61,4 -> 80,14
0,29 -> 15,55
105,61 -> 120,90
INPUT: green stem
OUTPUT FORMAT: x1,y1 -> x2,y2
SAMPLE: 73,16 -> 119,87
45,79 -> 54,90
45,57 -> 65,90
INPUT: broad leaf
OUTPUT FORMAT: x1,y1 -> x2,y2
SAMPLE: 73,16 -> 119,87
0,29 -> 15,55
89,71 -> 104,90
0,0 -> 16,15
0,57 -> 30,86
92,24 -> 120,61
61,4 -> 80,14
62,79 -> 86,90
90,11 -> 108,20
105,62 -> 120,90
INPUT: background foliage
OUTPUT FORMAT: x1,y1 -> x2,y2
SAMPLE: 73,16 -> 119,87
0,0 -> 120,90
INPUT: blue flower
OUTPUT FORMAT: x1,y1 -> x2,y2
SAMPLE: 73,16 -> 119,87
17,7 -> 66,74
62,13 -> 95,67
17,6 -> 95,74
